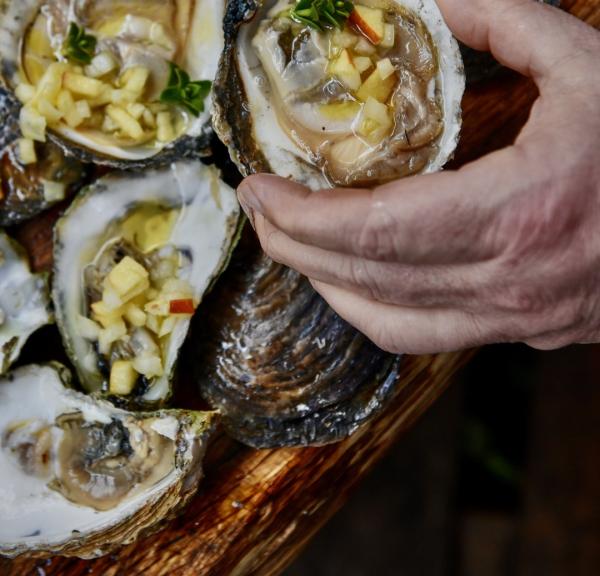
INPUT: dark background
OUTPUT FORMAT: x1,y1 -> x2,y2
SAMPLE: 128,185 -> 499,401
286,344 -> 600,576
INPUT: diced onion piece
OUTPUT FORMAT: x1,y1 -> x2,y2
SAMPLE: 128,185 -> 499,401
77,315 -> 101,340
17,138 -> 37,165
84,52 -> 118,78
169,299 -> 195,315
376,58 -> 396,81
132,355 -> 163,378
354,37 -> 376,55
98,319 -> 127,354
19,106 -> 46,142
109,360 -> 138,395
354,56 -> 373,74
106,105 -> 144,140
381,24 -> 395,49
42,180 -> 66,202
156,112 -> 175,142
63,73 -> 105,98
15,83 -> 36,104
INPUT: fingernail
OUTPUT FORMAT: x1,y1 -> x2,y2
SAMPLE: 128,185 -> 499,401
237,181 -> 264,215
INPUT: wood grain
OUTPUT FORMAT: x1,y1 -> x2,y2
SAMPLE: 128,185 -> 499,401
2,1 -> 598,575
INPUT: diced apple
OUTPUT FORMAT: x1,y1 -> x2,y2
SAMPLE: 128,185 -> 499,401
119,66 -> 149,96
106,105 -> 144,140
349,6 -> 385,45
42,180 -> 66,202
91,300 -> 124,328
63,73 -> 105,98
331,28 -> 359,49
17,138 -> 37,165
145,298 -> 170,317
146,313 -> 162,335
328,49 -> 361,92
142,108 -> 156,128
353,56 -> 373,74
107,256 -> 150,302
127,103 -> 146,120
56,90 -> 75,116
319,101 -> 362,121
15,83 -> 36,104
376,58 -> 396,80
35,63 -> 69,105
109,360 -> 138,395
381,23 -> 395,48
75,100 -> 92,120
156,111 -> 175,142
102,284 -> 124,311
169,299 -> 195,315
19,106 -> 46,142
158,316 -> 178,338
357,96 -> 394,145
356,67 -> 397,103
125,304 -> 147,328
110,89 -> 138,106
37,98 -> 63,124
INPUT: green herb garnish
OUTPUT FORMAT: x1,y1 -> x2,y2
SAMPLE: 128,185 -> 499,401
159,63 -> 212,117
63,22 -> 97,65
290,0 -> 354,31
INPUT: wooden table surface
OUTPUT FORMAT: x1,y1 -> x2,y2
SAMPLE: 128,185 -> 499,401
2,1 -> 599,574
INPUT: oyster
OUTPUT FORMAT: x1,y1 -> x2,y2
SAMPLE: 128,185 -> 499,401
194,236 -> 401,448
0,231 -> 51,374
53,161 -> 242,407
0,0 -> 226,168
0,87 -> 86,226
0,363 -> 216,559
214,0 -> 465,188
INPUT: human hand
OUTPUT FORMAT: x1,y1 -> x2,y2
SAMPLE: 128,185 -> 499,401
236,0 -> 600,354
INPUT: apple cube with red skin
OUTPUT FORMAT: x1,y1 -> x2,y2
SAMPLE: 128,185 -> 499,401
169,299 -> 195,315
349,6 -> 386,45
328,49 -> 362,91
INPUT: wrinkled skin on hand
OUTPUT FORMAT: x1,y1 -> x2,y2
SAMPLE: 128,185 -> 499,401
237,0 -> 600,354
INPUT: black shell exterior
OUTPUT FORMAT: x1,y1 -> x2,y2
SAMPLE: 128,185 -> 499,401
193,231 -> 401,448
212,0 -> 271,177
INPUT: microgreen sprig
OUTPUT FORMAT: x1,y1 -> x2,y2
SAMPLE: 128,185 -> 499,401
290,0 -> 354,32
63,22 -> 97,65
159,63 -> 212,117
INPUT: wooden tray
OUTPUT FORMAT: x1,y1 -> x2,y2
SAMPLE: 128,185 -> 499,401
2,1 -> 598,574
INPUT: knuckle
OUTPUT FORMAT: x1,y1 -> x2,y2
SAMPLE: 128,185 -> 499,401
354,205 -> 398,261
346,259 -> 387,301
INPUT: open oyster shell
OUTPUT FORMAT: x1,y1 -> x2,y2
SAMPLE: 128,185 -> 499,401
53,161 -> 242,408
0,87 -> 87,226
194,236 -> 401,448
213,0 -> 465,188
0,363 -> 216,559
0,0 -> 226,168
0,231 -> 51,374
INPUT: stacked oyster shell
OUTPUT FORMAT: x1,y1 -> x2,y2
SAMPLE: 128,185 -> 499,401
0,0 -> 465,560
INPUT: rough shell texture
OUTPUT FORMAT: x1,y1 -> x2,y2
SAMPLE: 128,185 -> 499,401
212,0 -> 465,188
0,232 -> 51,374
0,363 -> 217,559
194,231 -> 401,448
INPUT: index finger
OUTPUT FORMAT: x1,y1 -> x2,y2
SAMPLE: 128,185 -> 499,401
237,147 -> 520,264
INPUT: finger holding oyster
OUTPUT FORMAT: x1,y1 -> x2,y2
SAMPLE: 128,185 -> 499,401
0,0 -> 226,166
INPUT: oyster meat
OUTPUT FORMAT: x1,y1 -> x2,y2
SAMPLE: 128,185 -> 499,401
195,236 -> 401,448
0,0 -> 226,167
0,363 -> 216,559
0,231 -> 51,374
53,161 -> 242,407
214,0 -> 465,188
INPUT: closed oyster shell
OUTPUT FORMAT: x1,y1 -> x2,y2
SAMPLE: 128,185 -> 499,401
194,234 -> 401,448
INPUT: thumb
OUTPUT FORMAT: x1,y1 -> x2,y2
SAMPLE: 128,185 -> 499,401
436,0 -> 594,81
